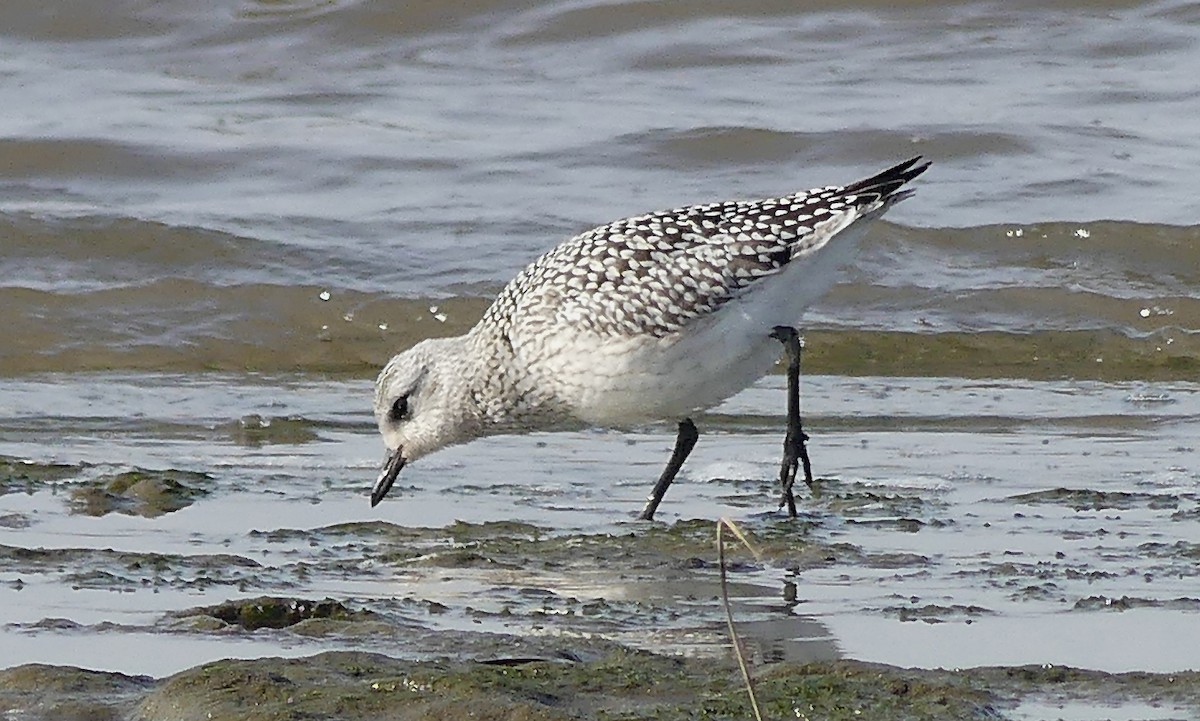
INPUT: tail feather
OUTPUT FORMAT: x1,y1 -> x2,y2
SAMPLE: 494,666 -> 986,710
843,156 -> 931,205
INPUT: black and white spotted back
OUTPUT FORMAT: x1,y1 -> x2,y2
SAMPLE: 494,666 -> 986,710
482,157 -> 929,339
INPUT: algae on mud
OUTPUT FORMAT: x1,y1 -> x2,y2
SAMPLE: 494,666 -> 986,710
171,595 -> 382,631
0,455 -> 80,495
2,372 -> 1199,712
0,543 -> 263,592
0,456 -> 214,517
4,648 -> 1200,721
0,663 -> 154,721
68,468 -> 212,517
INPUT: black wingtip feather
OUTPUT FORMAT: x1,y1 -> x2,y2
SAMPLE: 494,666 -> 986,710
843,156 -> 931,203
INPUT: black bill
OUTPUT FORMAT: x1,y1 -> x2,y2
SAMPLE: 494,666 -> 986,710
370,448 -> 407,507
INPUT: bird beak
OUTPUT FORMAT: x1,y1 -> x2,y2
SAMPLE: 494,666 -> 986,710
371,448 -> 407,507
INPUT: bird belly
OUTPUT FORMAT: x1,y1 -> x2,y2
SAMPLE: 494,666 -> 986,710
525,300 -> 790,427
573,333 -> 780,426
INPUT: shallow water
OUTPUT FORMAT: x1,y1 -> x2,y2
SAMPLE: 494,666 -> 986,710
2,373 -> 1197,677
1010,699 -> 1196,721
2,0 -> 1199,690
3,0 -> 1200,375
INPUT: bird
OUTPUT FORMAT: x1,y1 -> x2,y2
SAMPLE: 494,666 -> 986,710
370,157 -> 930,519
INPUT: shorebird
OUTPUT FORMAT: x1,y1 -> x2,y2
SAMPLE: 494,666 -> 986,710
371,157 -> 929,519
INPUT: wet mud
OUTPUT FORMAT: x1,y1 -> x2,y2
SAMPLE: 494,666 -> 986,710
2,373 -> 1198,719
3,643 -> 1199,721
0,456 -> 214,518
68,469 -> 212,518
5,512 -> 1200,719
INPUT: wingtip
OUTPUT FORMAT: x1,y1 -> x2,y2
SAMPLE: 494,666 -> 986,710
894,155 -> 933,180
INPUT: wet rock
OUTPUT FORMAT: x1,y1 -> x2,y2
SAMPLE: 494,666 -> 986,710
0,512 -> 32,528
253,519 -> 419,539
1009,583 -> 1063,602
224,414 -> 319,446
0,455 -> 81,495
1138,540 -> 1200,562
864,551 -> 931,569
446,519 -> 545,543
288,617 -> 400,638
1073,595 -> 1200,612
881,604 -> 996,624
0,545 -> 263,591
133,651 -> 580,721
0,663 -> 152,721
169,596 -> 380,631
1008,487 -> 1179,512
133,650 -> 998,721
27,617 -> 83,630
6,651 -> 1200,721
1170,506 -> 1200,521
164,614 -> 230,632
68,468 -> 212,517
758,661 -> 998,721
847,517 -> 928,532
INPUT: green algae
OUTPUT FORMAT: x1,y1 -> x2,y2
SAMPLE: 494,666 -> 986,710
68,468 -> 212,517
246,482 -> 941,587
130,650 -> 999,721
1007,487 -> 1189,512
0,664 -> 153,721
7,650 -> 1199,721
230,518 -> 894,660
2,456 -> 217,519
0,544 -> 263,591
250,520 -> 431,543
446,519 -> 547,543
170,596 -> 381,631
733,661 -> 999,721
134,651 -> 581,721
7,509 -> 1200,720
223,414 -> 320,446
0,455 -> 81,495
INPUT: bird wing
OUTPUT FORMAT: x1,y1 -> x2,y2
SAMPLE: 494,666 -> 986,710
488,157 -> 929,340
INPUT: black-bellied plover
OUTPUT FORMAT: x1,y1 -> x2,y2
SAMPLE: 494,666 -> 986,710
371,157 -> 930,519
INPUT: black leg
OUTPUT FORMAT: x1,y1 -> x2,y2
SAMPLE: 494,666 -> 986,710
638,418 -> 699,521
769,326 -> 813,518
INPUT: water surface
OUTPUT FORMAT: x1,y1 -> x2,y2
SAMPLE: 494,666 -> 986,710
1,0 -> 1199,684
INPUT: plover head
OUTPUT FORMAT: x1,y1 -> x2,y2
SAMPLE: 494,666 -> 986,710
370,336 -> 474,506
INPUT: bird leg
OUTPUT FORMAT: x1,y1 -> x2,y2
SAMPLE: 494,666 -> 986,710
769,326 -> 813,517
638,418 -> 699,521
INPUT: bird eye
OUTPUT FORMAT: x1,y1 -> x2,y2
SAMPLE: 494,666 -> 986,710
389,395 -> 409,422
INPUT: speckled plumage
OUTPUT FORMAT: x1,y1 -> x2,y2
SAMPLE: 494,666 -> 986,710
484,183 -> 885,340
370,158 -> 929,508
